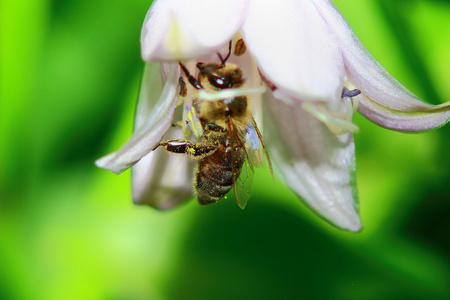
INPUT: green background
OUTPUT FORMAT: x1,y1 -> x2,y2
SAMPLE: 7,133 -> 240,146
1,0 -> 449,299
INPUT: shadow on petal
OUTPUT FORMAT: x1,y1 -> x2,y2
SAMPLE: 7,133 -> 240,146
263,92 -> 361,232
132,126 -> 194,209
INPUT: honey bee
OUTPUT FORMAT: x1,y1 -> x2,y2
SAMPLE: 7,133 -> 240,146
154,41 -> 272,208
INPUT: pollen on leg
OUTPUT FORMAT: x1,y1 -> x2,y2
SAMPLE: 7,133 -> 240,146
185,105 -> 204,138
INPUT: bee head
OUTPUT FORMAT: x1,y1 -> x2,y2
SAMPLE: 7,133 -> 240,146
197,62 -> 245,90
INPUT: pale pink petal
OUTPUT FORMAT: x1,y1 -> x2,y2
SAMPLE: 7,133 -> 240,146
263,92 -> 361,232
312,0 -> 450,131
240,0 -> 344,102
142,0 -> 249,61
132,127 -> 194,209
95,63 -> 179,174
357,94 -> 450,132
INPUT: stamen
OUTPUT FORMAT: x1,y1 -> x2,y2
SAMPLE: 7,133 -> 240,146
234,39 -> 247,56
344,97 -> 353,122
351,97 -> 359,114
198,85 -> 266,101
258,68 -> 278,91
342,87 -> 361,114
272,90 -> 294,105
302,102 -> 360,135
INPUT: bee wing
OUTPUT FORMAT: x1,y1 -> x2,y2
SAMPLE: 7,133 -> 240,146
233,151 -> 255,209
245,123 -> 263,168
230,118 -> 274,209
250,117 -> 275,182
233,118 -> 275,209
232,126 -> 256,209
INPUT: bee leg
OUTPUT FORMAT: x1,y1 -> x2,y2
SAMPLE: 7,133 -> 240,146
179,62 -> 202,90
155,139 -> 219,160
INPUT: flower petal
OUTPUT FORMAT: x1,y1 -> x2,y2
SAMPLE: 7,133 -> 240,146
263,92 -> 361,232
357,94 -> 450,132
141,0 -> 249,61
311,0 -> 450,131
240,0 -> 344,102
132,126 -> 194,209
95,62 -> 179,174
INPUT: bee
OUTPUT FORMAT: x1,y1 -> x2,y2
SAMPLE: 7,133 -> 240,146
154,41 -> 272,209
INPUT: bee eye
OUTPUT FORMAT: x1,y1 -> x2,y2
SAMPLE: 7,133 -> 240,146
214,77 -> 225,85
210,75 -> 231,89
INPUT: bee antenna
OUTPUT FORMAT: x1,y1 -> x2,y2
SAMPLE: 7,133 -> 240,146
217,40 -> 232,66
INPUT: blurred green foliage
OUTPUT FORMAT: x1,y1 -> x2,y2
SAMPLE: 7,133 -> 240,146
0,0 -> 449,299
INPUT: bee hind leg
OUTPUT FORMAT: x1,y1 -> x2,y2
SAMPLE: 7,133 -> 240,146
155,139 -> 219,160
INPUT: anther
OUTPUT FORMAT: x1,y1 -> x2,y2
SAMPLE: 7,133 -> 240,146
234,39 -> 247,56
342,87 -> 361,98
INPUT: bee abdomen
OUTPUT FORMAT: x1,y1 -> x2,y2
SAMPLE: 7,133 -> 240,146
195,158 -> 235,205
196,177 -> 232,205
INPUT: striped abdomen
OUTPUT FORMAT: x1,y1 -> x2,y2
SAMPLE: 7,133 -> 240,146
195,141 -> 245,205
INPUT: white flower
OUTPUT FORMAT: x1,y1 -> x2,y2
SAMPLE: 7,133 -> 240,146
95,0 -> 450,232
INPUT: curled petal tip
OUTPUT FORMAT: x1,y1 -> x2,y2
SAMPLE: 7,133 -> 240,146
312,0 -> 450,132
95,63 -> 179,175
338,215 -> 362,232
358,94 -> 450,132
95,154 -> 136,175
